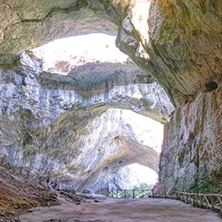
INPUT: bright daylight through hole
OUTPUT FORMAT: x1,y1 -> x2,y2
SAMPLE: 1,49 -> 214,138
32,34 -> 129,75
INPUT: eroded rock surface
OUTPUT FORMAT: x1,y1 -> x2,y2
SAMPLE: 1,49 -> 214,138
117,0 -> 222,106
0,0 -> 119,58
159,86 -> 222,193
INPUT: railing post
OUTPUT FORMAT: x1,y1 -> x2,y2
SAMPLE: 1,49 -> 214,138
152,188 -> 154,198
0,157 -> 3,165
220,194 -> 222,215
133,189 -> 135,199
193,191 -> 195,207
124,189 -> 126,198
19,166 -> 22,174
186,191 -> 188,204
199,191 -> 202,207
116,189 -> 118,198
210,190 -> 214,211
142,189 -> 144,198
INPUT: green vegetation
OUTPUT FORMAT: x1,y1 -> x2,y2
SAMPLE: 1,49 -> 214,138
142,99 -> 151,108
125,123 -> 132,129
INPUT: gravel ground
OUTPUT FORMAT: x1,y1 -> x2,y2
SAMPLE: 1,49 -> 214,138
18,196 -> 221,222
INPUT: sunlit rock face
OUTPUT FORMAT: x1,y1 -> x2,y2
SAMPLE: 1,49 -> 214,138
1,0 -> 220,106
115,0 -> 222,192
0,104 -> 162,191
32,108 -> 161,191
0,50 -> 174,125
159,86 -> 222,193
0,48 -> 170,191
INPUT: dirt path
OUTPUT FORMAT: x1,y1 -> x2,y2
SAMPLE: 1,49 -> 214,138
17,195 -> 221,222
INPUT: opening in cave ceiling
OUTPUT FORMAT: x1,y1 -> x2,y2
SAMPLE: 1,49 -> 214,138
32,34 -> 128,75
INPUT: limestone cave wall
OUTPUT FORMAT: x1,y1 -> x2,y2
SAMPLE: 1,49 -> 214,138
159,85 -> 222,193
117,0 -> 222,107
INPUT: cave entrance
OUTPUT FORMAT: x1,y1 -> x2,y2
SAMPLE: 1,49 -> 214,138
69,108 -> 164,192
109,163 -> 158,190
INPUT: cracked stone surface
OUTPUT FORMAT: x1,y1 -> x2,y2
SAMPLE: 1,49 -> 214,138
159,86 -> 222,193
116,0 -> 222,106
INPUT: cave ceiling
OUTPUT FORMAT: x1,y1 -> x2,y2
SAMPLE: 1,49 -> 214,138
0,0 -> 221,106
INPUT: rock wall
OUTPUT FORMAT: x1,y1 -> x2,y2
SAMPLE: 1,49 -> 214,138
114,0 -> 222,192
117,0 -> 222,106
0,0 -> 119,61
0,0 -> 221,105
159,85 -> 222,193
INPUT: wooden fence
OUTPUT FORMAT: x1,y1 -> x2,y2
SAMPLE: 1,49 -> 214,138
98,187 -> 222,214
173,190 -> 222,213
98,188 -> 153,199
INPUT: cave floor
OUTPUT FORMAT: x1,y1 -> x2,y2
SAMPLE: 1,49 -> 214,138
17,194 -> 221,222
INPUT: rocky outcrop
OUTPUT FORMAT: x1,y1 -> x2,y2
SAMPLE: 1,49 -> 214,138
0,51 -> 174,123
39,108 -> 160,191
115,0 -> 222,192
159,86 -> 222,193
117,0 -> 222,106
0,0 -> 119,60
